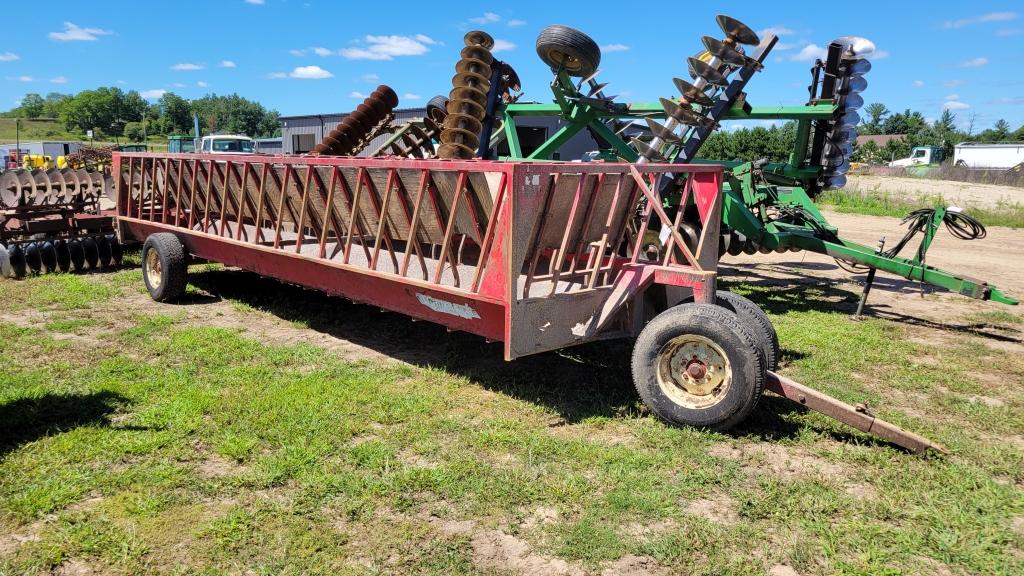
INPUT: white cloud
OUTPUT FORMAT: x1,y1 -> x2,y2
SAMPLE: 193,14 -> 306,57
266,72 -> 287,79
912,80 -> 925,87
361,73 -> 380,82
943,101 -> 970,110
990,96 -> 1024,105
140,89 -> 167,99
49,76 -> 68,84
289,65 -> 332,79
944,11 -> 1017,29
873,50 -> 890,59
220,60 -> 236,68
245,0 -> 265,4
9,76 -> 33,82
289,49 -> 306,56
49,22 -> 113,42
995,28 -> 1022,36
945,94 -> 960,101
402,93 -> 421,100
790,44 -> 826,62
601,43 -> 630,52
171,82 -> 185,88
312,46 -> 333,57
491,39 -> 516,53
958,57 -> 988,67
507,19 -> 526,27
340,34 -> 436,60
943,79 -> 964,87
0,52 -> 19,62
197,81 -> 208,87
171,63 -> 204,71
759,26 -> 794,37
349,91 -> 368,98
469,12 -> 500,25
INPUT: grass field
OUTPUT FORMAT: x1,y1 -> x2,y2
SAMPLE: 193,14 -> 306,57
817,189 -> 1024,229
0,261 -> 1022,575
0,118 -> 168,151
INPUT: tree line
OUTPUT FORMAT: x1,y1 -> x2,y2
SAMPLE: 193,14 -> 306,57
2,88 -> 281,141
696,106 -> 1024,165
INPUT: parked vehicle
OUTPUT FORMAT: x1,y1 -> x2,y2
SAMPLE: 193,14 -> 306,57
953,142 -> 1024,169
198,135 -> 254,155
888,145 -> 943,167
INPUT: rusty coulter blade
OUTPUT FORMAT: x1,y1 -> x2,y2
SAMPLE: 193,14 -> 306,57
716,14 -> 760,46
672,78 -> 715,107
644,118 -> 682,145
687,57 -> 728,86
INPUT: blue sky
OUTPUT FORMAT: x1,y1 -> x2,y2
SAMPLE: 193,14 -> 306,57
2,1 -> 1022,131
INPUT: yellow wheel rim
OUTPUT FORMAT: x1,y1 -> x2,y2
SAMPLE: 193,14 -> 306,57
656,334 -> 732,409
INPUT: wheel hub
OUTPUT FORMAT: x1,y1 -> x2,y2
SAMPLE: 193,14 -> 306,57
145,248 -> 162,289
656,335 -> 732,408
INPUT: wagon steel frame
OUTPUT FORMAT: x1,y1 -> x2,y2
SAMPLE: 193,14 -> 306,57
114,153 -> 725,360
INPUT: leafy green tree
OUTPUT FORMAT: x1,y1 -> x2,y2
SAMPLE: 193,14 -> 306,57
19,94 -> 45,118
124,121 -> 145,141
862,103 -> 889,134
159,92 -> 192,134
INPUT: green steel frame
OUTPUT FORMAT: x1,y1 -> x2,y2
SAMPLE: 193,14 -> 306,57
491,73 -> 1018,306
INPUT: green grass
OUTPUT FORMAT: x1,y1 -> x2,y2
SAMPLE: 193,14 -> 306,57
0,269 -> 1021,575
818,189 -> 1024,229
0,118 -> 169,151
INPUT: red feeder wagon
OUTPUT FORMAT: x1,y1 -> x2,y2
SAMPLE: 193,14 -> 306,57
113,152 -> 945,452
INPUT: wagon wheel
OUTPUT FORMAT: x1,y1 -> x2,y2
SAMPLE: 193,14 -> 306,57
632,303 -> 765,430
536,25 -> 601,78
142,233 -> 188,302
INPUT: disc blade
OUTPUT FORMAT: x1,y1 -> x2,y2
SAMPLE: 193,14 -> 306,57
659,98 -> 715,129
716,15 -> 760,45
644,118 -> 682,144
631,138 -> 666,162
687,57 -> 728,86
673,77 -> 715,106
701,36 -> 748,67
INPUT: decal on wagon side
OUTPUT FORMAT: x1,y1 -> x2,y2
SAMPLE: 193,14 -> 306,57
416,293 -> 481,320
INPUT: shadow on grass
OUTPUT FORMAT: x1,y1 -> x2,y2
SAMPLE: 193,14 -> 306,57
185,268 -> 885,449
0,391 -> 129,459
720,265 -> 1022,344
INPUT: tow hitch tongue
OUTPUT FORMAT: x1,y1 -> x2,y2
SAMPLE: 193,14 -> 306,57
765,371 -> 949,455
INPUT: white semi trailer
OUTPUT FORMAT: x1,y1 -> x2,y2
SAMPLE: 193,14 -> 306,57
953,142 -> 1024,169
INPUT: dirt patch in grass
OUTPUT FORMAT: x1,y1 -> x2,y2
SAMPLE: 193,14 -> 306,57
436,518 -> 587,575
682,495 -> 740,525
710,442 -> 848,481
520,505 -> 560,530
600,554 -> 670,576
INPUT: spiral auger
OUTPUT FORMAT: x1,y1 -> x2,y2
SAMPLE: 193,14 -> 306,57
633,15 -> 764,164
373,95 -> 449,158
312,85 -> 399,156
437,31 -> 495,160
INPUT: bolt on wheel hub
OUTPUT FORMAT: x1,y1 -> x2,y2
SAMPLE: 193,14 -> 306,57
656,335 -> 732,408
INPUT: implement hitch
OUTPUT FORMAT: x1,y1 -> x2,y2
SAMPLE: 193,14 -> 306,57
766,371 -> 948,454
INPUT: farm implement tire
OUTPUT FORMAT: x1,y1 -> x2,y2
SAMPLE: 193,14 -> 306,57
715,291 -> 780,372
536,25 -> 601,78
142,233 -> 188,302
632,303 -> 765,430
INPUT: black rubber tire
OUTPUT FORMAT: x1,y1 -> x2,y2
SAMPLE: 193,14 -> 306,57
680,290 -> 780,372
142,233 -> 188,302
24,242 -> 42,274
8,244 -> 26,278
715,291 -> 780,372
536,25 -> 601,78
81,237 -> 99,269
426,95 -> 449,123
96,236 -> 112,268
54,240 -> 71,272
632,302 -> 765,430
107,234 -> 123,265
68,240 -> 85,272
39,241 -> 58,273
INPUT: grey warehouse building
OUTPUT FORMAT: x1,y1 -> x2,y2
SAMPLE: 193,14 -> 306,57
279,106 -> 602,159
